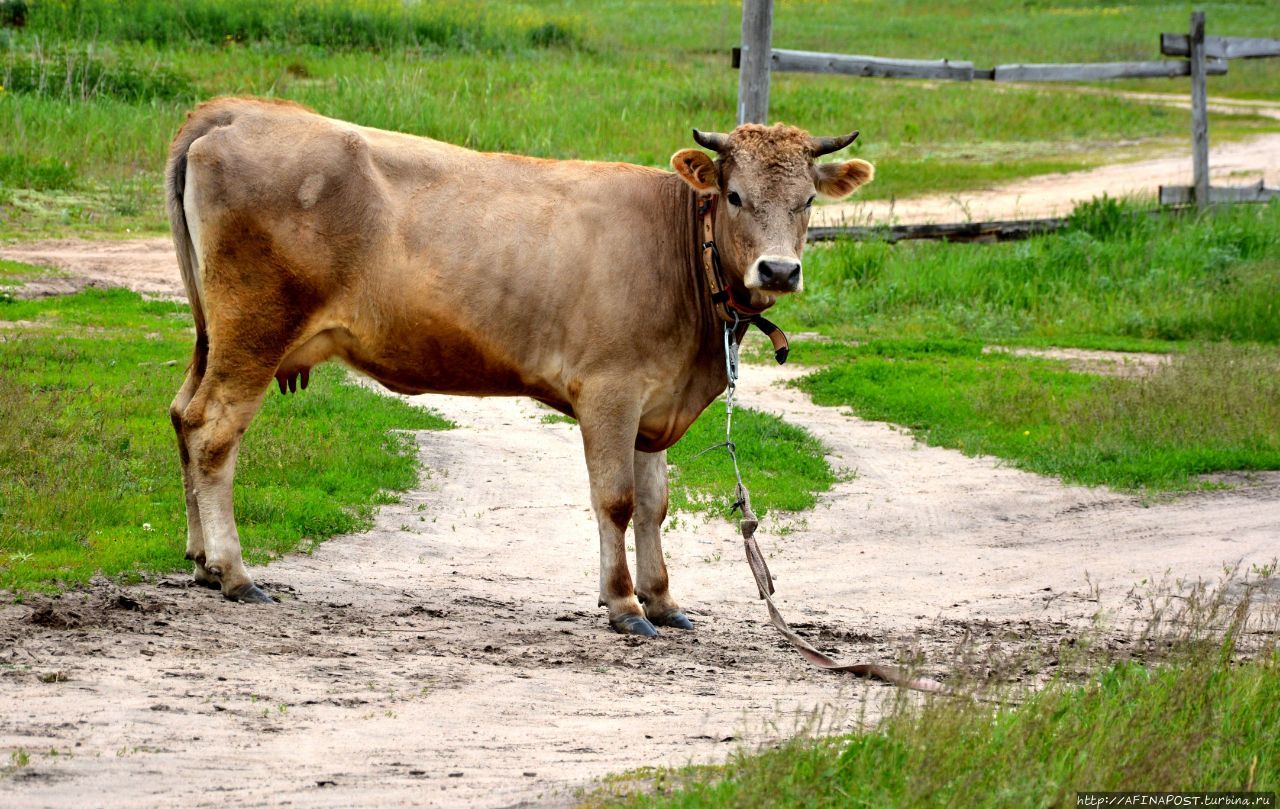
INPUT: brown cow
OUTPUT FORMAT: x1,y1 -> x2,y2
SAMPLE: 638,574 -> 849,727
166,97 -> 873,635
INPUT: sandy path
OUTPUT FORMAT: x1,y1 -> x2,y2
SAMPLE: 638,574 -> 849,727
2,359 -> 1278,806
814,131 -> 1280,226
811,94 -> 1280,226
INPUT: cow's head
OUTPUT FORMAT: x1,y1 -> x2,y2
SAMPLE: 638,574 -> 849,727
672,124 -> 873,306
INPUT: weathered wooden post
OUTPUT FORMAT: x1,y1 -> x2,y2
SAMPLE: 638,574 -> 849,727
737,0 -> 773,124
1190,10 -> 1210,210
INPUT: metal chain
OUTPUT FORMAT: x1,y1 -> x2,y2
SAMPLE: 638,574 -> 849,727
692,314 -> 749,515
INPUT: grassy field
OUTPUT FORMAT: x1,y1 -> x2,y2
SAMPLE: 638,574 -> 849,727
0,287 -> 454,591
792,199 -> 1280,346
2,1 -> 1280,238
799,340 -> 1280,492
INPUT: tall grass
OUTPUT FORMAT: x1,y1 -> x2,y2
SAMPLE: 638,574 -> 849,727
17,0 -> 582,52
1,42 -> 194,101
794,200 -> 1280,345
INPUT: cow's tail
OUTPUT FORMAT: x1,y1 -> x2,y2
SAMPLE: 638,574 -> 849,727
166,108 -> 221,362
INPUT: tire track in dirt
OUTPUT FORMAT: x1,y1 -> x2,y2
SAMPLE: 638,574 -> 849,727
3,359 -> 1277,807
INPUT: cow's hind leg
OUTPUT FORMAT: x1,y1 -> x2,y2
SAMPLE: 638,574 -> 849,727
177,344 -> 280,604
578,395 -> 656,637
634,449 -> 692,629
169,337 -> 220,589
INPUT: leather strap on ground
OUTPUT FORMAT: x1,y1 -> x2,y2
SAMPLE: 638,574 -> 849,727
737,485 -> 951,694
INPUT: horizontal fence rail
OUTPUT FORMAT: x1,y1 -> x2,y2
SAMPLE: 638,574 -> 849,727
733,47 -> 1231,82
993,59 -> 1226,82
1159,181 -> 1280,206
806,217 -> 1070,244
762,48 -> 976,80
1161,34 -> 1280,59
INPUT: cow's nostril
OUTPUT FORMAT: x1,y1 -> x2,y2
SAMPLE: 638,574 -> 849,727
758,261 -> 775,282
788,266 -> 801,284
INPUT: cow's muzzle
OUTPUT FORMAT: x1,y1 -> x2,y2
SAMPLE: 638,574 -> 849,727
746,256 -> 803,293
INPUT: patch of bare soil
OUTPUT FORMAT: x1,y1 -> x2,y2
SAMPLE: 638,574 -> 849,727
0,238 -> 182,300
3,361 -> 1278,807
983,345 -> 1172,377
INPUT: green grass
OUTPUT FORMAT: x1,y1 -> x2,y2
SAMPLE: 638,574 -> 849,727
0,256 -> 58,285
0,287 -> 452,592
3,1 -> 1280,238
791,199 -> 1280,346
18,0 -> 583,52
594,648 -> 1280,808
796,339 -> 1280,492
668,401 -> 837,517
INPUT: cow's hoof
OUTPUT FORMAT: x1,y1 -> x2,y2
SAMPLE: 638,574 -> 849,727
651,610 -> 694,630
611,614 -> 659,637
192,572 -> 221,590
224,583 -> 275,604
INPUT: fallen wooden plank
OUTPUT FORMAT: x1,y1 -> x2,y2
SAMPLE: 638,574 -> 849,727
807,217 -> 1069,244
1158,182 -> 1280,206
766,48 -> 975,80
1161,33 -> 1280,60
994,59 -> 1226,82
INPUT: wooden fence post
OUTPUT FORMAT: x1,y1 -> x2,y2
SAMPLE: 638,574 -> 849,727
738,0 -> 773,124
1190,10 -> 1210,210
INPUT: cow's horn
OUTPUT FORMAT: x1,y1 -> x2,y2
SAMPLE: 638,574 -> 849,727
810,130 -> 860,157
692,128 -> 729,153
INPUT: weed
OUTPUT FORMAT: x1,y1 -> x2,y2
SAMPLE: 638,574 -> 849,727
1,44 -> 194,102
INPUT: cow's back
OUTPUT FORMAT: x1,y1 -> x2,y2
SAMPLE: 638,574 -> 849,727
175,97 -> 714,421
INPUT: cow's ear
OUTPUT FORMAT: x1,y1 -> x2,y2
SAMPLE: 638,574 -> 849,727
815,159 -> 874,199
671,149 -> 719,193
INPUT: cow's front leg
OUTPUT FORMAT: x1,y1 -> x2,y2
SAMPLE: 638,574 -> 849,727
578,398 -> 656,637
634,449 -> 692,629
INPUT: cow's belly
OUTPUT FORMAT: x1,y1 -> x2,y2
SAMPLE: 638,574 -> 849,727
279,318 -> 561,401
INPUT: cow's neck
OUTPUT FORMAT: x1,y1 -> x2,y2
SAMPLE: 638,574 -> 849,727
668,180 -> 741,352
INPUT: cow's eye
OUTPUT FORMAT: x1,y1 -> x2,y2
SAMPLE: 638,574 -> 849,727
726,191 -> 742,207
805,195 -> 815,209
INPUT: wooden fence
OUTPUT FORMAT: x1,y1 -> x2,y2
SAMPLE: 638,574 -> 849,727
733,1 -> 1279,226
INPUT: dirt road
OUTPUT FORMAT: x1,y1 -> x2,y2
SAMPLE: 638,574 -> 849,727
814,131 -> 1280,227
2,358 -> 1277,807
